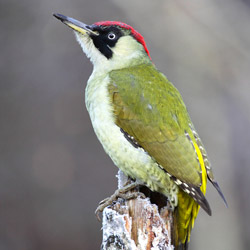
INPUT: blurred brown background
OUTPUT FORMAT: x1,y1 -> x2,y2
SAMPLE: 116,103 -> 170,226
1,0 -> 250,249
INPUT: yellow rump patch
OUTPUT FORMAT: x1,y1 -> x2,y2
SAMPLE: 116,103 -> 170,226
193,141 -> 207,195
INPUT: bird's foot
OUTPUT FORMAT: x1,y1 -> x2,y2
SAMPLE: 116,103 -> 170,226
95,182 -> 146,221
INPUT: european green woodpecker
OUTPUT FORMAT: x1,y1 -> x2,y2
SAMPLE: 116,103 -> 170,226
54,13 -> 227,249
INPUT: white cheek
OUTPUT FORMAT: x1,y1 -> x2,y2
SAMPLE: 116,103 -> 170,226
74,32 -> 107,65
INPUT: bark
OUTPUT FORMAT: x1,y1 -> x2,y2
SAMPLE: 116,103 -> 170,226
101,170 -> 174,250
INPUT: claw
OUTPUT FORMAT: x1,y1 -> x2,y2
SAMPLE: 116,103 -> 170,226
95,182 -> 145,221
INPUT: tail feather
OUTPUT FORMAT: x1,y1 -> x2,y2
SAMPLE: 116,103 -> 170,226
172,190 -> 199,250
192,185 -> 211,216
210,180 -> 228,208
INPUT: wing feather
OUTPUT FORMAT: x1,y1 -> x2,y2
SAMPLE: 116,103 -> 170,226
108,64 -> 203,187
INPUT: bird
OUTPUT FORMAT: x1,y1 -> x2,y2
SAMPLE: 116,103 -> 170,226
53,13 -> 227,249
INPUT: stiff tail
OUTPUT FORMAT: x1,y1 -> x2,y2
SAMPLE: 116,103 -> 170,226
172,142 -> 210,249
172,190 -> 199,250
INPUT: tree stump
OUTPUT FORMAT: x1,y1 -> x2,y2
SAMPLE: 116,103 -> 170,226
101,170 -> 174,250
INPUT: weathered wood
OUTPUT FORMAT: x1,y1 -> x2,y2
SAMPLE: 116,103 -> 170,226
101,171 -> 174,250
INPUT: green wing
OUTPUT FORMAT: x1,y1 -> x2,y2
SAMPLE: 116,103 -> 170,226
108,63 -> 202,187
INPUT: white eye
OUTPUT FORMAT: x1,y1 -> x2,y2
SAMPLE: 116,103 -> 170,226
108,32 -> 116,40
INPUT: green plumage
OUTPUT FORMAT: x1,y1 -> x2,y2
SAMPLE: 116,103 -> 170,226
108,63 -> 202,187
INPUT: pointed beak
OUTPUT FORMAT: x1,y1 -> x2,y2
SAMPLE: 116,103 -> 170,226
53,13 -> 98,36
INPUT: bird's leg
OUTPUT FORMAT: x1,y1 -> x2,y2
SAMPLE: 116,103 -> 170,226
95,182 -> 146,221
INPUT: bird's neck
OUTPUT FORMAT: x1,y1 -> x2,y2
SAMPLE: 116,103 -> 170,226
91,51 -> 152,77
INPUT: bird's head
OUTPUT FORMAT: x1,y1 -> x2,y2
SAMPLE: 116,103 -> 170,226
53,14 -> 151,72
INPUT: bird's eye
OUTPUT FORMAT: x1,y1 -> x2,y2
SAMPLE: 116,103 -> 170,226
108,32 -> 116,40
